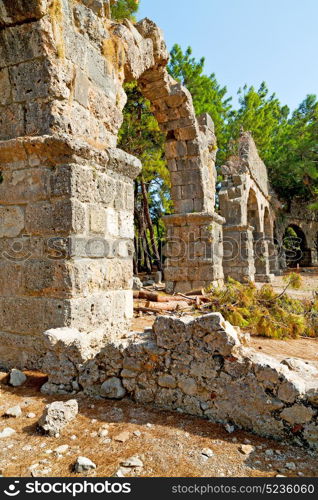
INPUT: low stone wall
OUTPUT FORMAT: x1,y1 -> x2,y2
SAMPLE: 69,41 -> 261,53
39,313 -> 318,450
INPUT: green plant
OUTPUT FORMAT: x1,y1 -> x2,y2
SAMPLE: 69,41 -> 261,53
206,274 -> 317,339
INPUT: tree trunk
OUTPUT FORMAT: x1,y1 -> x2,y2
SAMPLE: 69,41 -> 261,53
140,177 -> 162,272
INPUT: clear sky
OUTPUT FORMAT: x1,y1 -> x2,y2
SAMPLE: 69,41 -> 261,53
137,0 -> 318,111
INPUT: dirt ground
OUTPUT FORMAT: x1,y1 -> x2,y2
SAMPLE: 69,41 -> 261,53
0,374 -> 317,478
258,271 -> 318,300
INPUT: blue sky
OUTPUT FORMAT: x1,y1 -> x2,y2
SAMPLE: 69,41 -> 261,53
137,0 -> 318,111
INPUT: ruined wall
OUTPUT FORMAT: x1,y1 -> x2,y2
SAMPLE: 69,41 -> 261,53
219,133 -> 277,283
41,314 -> 318,450
276,200 -> 318,268
0,0 -> 223,367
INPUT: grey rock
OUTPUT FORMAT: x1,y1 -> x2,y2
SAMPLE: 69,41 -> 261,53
101,377 -> 126,399
9,369 -> 27,387
38,400 -> 78,437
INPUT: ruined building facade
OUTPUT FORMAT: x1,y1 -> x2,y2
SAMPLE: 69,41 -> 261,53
219,132 -> 278,283
0,0 -> 223,367
1,0 -> 318,451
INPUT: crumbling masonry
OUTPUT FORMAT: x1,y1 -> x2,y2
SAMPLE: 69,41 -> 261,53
219,132 -> 278,283
0,0 -> 317,448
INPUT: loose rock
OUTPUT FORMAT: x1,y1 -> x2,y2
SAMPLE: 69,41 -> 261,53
38,400 -> 78,437
74,457 -> 96,473
9,369 -> 26,387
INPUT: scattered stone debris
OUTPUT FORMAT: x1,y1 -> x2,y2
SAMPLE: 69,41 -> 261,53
38,400 -> 78,437
121,456 -> 144,468
239,445 -> 255,455
0,428 -> 16,439
4,406 -> 22,418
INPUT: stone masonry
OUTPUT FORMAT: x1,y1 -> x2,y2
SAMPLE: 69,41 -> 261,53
0,0 -> 223,367
219,132 -> 277,283
276,199 -> 318,269
41,314 -> 318,450
0,1 -> 317,450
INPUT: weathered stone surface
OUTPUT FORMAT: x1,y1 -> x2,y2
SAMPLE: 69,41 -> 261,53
101,377 -> 126,399
280,405 -> 315,425
74,456 -> 96,473
38,400 -> 78,437
9,369 -> 27,387
4,405 -> 22,418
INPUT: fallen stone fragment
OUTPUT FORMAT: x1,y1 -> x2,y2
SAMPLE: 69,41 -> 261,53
74,456 -> 96,473
55,445 -> 69,454
121,456 -> 144,468
239,444 -> 255,455
4,406 -> 22,418
0,427 -> 16,439
224,424 -> 235,434
9,369 -> 27,387
38,400 -> 78,437
101,377 -> 127,399
285,462 -> 296,470
114,431 -> 130,443
115,467 -> 131,477
201,448 -> 214,458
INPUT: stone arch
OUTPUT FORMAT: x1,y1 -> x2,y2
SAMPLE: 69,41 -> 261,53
116,19 -> 224,293
246,188 -> 261,233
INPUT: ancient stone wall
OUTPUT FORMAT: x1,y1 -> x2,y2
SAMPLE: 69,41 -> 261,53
0,0 -> 223,367
41,314 -> 318,450
276,200 -> 318,268
219,132 -> 277,282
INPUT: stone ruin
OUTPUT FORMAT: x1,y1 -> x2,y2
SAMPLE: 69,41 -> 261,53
276,199 -> 318,269
0,0 -> 317,448
219,132 -> 278,283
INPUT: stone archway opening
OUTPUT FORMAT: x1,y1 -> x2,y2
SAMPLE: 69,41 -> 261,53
283,224 -> 312,268
247,188 -> 261,233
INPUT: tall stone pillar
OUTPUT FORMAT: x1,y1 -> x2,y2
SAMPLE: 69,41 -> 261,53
164,213 -> 224,293
222,226 -> 255,282
0,0 -> 140,368
253,232 -> 273,282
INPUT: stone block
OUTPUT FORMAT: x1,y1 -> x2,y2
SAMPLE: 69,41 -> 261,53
0,206 -> 24,238
0,103 -> 25,140
89,205 -> 106,234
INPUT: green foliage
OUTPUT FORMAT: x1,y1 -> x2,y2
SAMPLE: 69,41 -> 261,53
206,275 -> 318,339
168,45 -> 233,164
227,82 -> 289,159
268,95 -> 318,202
118,82 -> 171,219
110,0 -> 139,21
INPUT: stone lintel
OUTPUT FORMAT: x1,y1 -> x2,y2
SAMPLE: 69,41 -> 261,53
163,212 -> 225,226
0,135 -> 141,180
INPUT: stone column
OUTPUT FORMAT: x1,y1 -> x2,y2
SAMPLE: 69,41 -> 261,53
222,225 -> 255,282
0,0 -> 139,368
253,232 -> 273,282
163,213 -> 224,293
